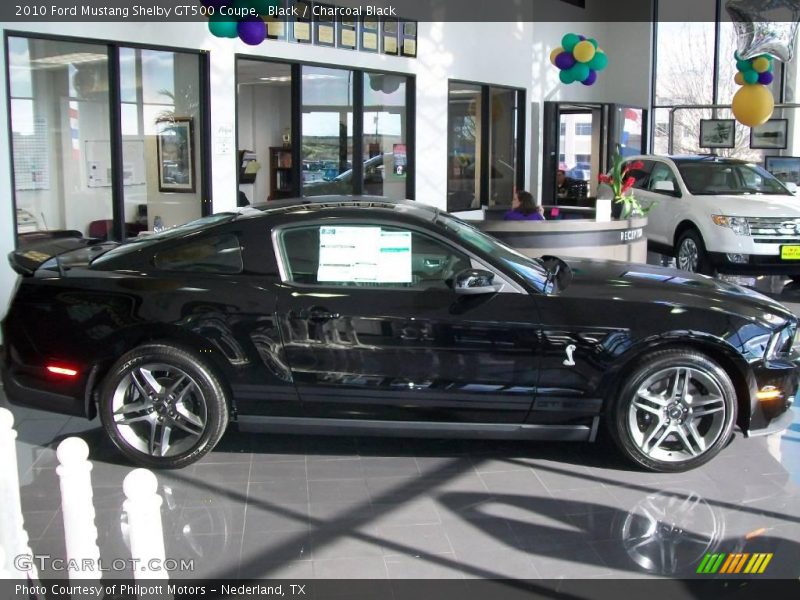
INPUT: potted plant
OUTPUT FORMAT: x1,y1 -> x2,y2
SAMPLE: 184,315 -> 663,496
598,148 -> 651,219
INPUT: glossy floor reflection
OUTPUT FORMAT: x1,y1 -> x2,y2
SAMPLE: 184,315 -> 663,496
5,396 -> 799,580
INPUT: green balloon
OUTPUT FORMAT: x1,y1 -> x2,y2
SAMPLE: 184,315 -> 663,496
587,37 -> 599,49
743,70 -> 759,84
559,69 -> 575,84
570,62 -> 590,82
588,51 -> 608,71
209,15 -> 239,38
561,33 -> 581,52
736,59 -> 752,73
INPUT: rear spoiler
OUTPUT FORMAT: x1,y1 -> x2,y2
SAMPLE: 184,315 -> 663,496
8,236 -> 117,276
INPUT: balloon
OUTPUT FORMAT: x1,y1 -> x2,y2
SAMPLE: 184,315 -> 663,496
555,51 -> 576,70
561,33 -> 581,52
736,59 -> 752,72
559,69 -> 575,84
587,38 -> 599,49
570,62 -> 590,82
752,56 -> 771,73
581,70 -> 598,86
573,40 -> 596,63
726,0 -> 800,61
550,46 -> 564,66
743,70 -> 759,84
732,84 -> 774,127
759,71 -> 775,84
238,17 -> 266,45
209,14 -> 239,38
734,72 -> 745,85
588,50 -> 608,71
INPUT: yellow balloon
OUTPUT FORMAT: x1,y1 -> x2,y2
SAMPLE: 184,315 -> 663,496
752,57 -> 770,73
573,40 -> 596,63
732,84 -> 774,127
734,72 -> 745,85
550,46 -> 563,66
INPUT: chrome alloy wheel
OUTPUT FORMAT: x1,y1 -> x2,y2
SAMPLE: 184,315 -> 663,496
627,366 -> 727,463
677,238 -> 699,272
111,363 -> 207,457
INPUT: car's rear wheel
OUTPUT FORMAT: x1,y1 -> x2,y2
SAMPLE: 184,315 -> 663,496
609,349 -> 737,472
99,344 -> 229,469
675,229 -> 714,275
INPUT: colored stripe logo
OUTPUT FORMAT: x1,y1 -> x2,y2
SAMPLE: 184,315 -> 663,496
696,553 -> 773,574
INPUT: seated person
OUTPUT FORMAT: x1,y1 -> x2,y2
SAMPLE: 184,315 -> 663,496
556,169 -> 579,198
504,190 -> 545,221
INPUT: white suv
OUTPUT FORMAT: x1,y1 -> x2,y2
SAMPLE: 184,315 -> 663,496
623,155 -> 800,277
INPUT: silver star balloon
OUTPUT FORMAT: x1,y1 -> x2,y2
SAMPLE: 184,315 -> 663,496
726,0 -> 800,61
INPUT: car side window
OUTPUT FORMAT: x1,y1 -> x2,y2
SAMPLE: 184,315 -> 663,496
279,225 -> 472,289
647,163 -> 680,196
154,233 -> 243,273
623,160 -> 654,190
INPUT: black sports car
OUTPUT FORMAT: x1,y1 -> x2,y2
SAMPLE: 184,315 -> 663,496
2,197 -> 797,471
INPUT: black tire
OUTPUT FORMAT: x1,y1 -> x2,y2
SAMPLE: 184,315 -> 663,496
608,349 -> 737,472
675,229 -> 715,275
99,343 -> 229,469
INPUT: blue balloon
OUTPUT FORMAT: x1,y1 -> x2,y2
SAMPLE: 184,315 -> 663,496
555,51 -> 576,70
581,70 -> 598,86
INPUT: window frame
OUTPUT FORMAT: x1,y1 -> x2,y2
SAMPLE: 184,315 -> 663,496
3,30 -> 213,246
270,218 -> 523,294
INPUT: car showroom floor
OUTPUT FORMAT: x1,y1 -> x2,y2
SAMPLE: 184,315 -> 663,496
3,274 -> 800,581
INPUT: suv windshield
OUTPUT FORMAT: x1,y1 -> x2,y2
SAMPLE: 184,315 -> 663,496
675,160 -> 789,196
434,213 -> 549,291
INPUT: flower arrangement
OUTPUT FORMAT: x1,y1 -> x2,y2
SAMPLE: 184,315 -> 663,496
598,148 -> 650,219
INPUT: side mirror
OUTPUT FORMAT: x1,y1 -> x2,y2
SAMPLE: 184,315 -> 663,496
452,269 -> 502,295
785,181 -> 798,195
652,180 -> 676,194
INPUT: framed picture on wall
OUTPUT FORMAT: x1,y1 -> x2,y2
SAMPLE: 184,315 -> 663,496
751,119 -> 788,150
699,119 -> 735,149
156,117 -> 195,193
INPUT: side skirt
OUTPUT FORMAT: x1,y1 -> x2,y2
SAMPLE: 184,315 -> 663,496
237,415 -> 598,442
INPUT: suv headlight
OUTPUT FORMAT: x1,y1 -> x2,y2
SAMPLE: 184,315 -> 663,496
712,215 -> 751,236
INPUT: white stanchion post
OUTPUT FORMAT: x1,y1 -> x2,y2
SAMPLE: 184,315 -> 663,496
56,437 -> 101,580
123,468 -> 168,581
0,408 -> 38,580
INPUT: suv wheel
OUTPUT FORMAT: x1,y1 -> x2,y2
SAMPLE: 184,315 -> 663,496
608,349 -> 737,472
675,229 -> 714,275
99,344 -> 229,469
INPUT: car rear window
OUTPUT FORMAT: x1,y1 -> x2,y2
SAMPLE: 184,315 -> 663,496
154,234 -> 243,274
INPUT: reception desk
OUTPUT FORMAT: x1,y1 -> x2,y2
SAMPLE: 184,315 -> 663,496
476,217 -> 648,263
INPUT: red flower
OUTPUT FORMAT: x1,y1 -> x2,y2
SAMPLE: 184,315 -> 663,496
621,176 -> 635,193
598,174 -> 612,184
630,160 -> 644,171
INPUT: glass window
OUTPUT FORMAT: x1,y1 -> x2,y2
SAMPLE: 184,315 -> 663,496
301,66 -> 354,196
447,82 -> 482,211
575,122 -> 592,136
154,234 -> 243,273
279,225 -> 471,289
675,160 -> 788,195
647,163 -> 680,194
363,73 -> 408,199
488,87 -> 518,207
9,36 -> 113,243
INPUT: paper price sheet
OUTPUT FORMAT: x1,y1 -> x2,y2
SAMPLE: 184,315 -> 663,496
318,226 -> 411,284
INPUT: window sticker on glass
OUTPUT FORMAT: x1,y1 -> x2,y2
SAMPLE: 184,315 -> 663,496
317,226 -> 411,283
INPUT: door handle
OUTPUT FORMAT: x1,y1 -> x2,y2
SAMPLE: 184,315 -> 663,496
297,306 -> 340,322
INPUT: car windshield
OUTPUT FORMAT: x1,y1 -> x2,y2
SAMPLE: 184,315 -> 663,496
434,213 -> 549,291
91,213 -> 237,265
675,160 -> 790,196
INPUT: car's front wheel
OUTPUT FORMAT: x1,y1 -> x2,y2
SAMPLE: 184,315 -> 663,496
99,344 -> 229,469
675,229 -> 714,275
609,349 -> 737,472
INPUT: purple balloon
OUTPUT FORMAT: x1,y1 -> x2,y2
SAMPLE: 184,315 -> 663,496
238,17 -> 266,45
555,51 -> 576,70
581,70 -> 598,86
578,35 -> 586,40
759,71 -> 774,85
